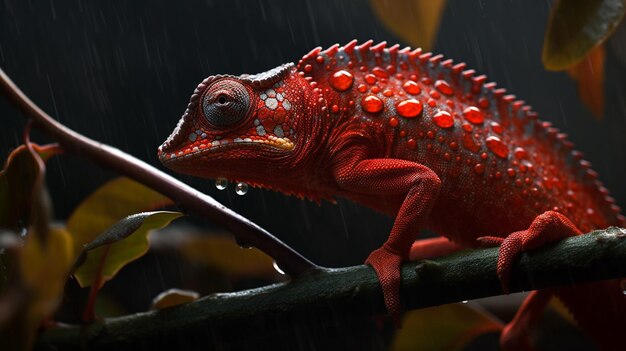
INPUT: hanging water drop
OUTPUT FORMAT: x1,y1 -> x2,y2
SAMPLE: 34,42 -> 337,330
273,261 -> 286,275
215,177 -> 228,190
462,300 -> 468,304
235,182 -> 249,195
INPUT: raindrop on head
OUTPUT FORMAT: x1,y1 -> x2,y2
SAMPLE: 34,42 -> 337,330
235,182 -> 249,195
215,177 -> 228,190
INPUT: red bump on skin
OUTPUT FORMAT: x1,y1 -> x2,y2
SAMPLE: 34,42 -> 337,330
407,138 -> 417,149
389,117 -> 399,127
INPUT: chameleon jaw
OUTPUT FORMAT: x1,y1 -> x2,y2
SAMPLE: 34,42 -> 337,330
158,135 -> 294,164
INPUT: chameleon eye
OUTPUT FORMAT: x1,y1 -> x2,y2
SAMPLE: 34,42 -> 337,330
202,80 -> 250,128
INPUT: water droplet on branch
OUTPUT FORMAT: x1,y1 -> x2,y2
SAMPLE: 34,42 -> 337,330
215,177 -> 228,190
235,182 -> 249,195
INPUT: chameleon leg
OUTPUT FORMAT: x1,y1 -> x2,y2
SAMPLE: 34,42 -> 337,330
500,290 -> 552,351
478,210 -> 582,292
409,236 -> 463,260
333,148 -> 441,322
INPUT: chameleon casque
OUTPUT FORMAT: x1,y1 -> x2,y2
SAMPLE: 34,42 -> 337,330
158,40 -> 626,350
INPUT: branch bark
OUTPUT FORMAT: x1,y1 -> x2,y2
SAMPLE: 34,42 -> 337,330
0,67 -> 317,277
37,227 -> 626,351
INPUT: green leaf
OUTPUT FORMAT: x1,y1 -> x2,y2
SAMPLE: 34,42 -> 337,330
390,303 -> 503,351
0,144 -> 60,230
543,0 -> 625,70
151,288 -> 199,310
73,211 -> 182,288
67,177 -> 173,257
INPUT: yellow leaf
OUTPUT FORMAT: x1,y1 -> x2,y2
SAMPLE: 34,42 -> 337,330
567,45 -> 606,118
390,303 -> 503,351
543,0 -> 625,70
73,211 -> 183,288
19,227 -> 73,331
67,177 -> 173,257
370,0 -> 447,51
152,231 -> 276,279
151,288 -> 199,310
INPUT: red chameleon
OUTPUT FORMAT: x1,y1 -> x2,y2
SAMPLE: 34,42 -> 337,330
158,40 -> 626,350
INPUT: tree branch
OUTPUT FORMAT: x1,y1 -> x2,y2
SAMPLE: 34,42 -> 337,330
0,67 -> 317,277
37,227 -> 626,351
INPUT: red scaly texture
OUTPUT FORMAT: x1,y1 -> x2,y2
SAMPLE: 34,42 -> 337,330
159,40 -> 626,351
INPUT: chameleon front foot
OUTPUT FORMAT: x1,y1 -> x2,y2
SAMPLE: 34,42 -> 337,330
365,245 -> 405,326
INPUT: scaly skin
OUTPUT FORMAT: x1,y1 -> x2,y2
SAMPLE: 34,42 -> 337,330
158,40 -> 626,350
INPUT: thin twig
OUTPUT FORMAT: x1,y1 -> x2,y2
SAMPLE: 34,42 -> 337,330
0,67 -> 317,276
36,227 -> 626,350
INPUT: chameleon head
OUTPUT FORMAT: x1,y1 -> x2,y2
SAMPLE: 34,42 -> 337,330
158,63 -> 318,188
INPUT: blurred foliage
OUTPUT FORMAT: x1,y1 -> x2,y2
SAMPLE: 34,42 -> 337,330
543,0 -> 625,118
151,229 -> 277,279
390,303 -> 503,351
151,288 -> 199,310
72,211 -> 182,288
370,0 -> 446,51
0,144 -> 60,230
67,177 -> 173,256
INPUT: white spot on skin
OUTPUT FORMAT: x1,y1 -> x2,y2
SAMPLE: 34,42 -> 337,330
188,133 -> 197,142
260,93 -> 267,100
283,100 -> 291,110
274,126 -> 284,138
254,119 -> 260,126
201,133 -> 207,139
256,125 -> 266,136
276,93 -> 284,102
212,141 -> 220,147
244,138 -> 252,142
234,138 -> 243,142
265,98 -> 278,110
265,89 -> 276,98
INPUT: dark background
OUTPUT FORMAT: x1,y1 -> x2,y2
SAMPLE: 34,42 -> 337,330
1,0 -> 625,323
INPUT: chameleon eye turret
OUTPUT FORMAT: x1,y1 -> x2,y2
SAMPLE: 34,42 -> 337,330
202,79 -> 251,128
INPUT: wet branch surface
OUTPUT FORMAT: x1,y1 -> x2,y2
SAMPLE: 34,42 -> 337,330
37,228 -> 626,351
0,67 -> 317,277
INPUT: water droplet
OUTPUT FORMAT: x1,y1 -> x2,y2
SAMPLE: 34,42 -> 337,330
215,177 -> 228,190
463,106 -> 484,124
402,81 -> 421,95
396,99 -> 423,118
331,70 -> 354,92
474,163 -> 485,175
361,95 -> 384,113
432,110 -> 454,128
407,138 -> 417,150
462,300 -> 468,304
389,117 -> 399,127
235,182 -> 249,195
490,122 -> 503,134
514,147 -> 528,160
273,261 -> 286,275
486,136 -> 509,158
372,67 -> 388,78
364,74 -> 377,85
434,80 -> 454,96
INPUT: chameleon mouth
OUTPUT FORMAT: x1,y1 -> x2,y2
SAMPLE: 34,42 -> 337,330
158,135 -> 294,164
